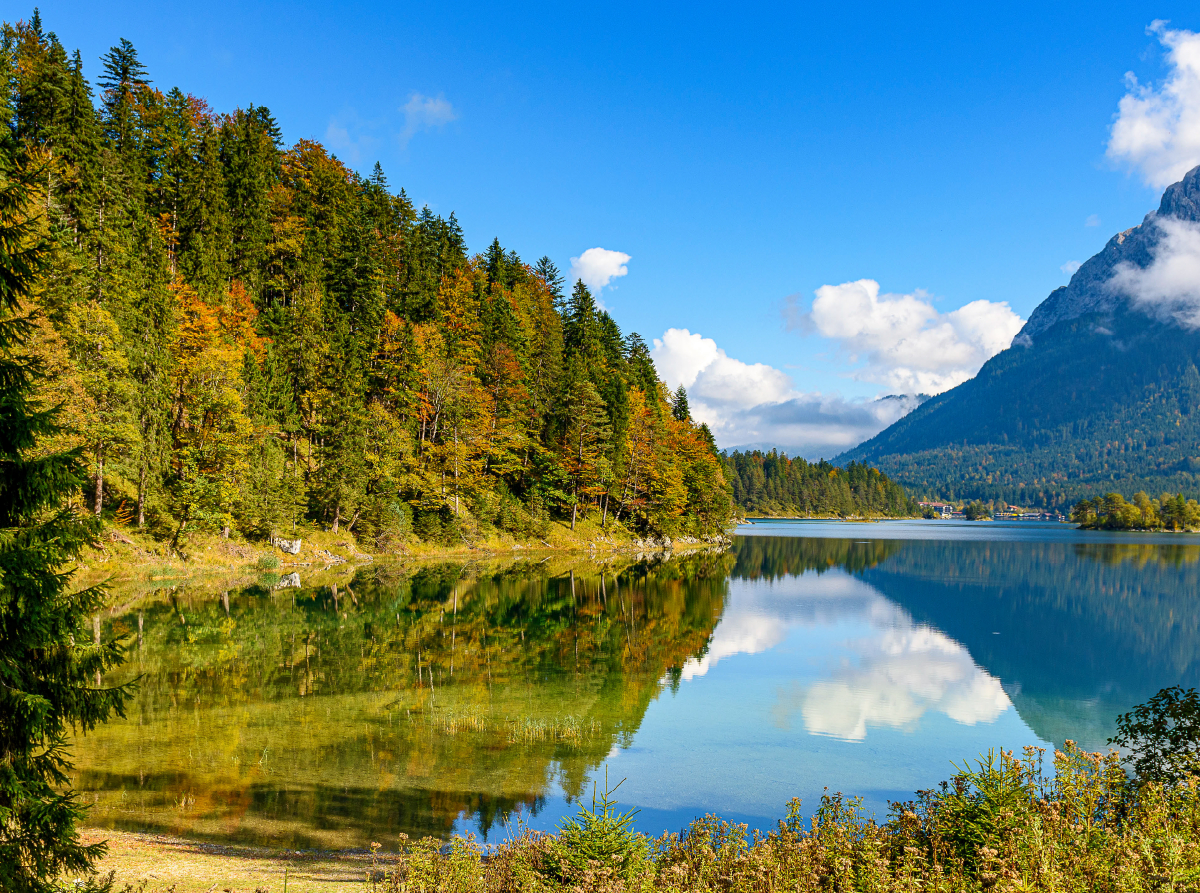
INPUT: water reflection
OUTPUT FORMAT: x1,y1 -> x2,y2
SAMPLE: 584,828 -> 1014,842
72,523 -> 1200,847
794,622 -> 1009,741
74,553 -> 732,847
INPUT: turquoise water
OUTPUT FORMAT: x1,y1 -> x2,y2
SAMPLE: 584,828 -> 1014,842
75,520 -> 1200,847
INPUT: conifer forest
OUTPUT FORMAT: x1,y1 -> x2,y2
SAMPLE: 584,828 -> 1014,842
0,16 -> 755,550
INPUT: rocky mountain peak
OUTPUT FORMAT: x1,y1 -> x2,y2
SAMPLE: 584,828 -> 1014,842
1017,164 -> 1200,340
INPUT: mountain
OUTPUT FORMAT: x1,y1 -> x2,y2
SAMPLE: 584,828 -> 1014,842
838,166 -> 1200,508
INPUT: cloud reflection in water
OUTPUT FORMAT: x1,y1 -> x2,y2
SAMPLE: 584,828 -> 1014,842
681,571 -> 1010,742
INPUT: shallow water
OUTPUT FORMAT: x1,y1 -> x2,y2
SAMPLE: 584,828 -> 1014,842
73,520 -> 1200,849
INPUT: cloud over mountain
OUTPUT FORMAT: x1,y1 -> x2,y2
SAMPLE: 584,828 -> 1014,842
650,328 -> 924,459
1108,22 -> 1200,189
802,279 -> 1025,394
1109,216 -> 1200,328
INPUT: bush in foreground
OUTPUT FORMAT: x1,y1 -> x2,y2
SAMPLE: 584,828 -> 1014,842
377,742 -> 1200,892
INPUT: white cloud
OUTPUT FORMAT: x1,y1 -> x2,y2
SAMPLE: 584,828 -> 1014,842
805,279 -> 1025,394
568,248 -> 631,294
399,93 -> 457,148
681,613 -> 785,681
650,327 -> 923,459
1085,214 -> 1102,227
1061,260 -> 1082,275
1108,216 -> 1200,327
1108,22 -> 1200,189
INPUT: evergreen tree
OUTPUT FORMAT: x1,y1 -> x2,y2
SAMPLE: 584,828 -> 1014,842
0,9 -> 755,549
672,384 -> 690,421
0,109 -> 130,893
533,255 -> 564,306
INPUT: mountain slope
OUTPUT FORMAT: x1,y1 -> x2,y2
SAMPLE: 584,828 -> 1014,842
838,167 -> 1200,508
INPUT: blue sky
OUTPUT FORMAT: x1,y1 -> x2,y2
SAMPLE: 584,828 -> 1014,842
27,1 -> 1200,455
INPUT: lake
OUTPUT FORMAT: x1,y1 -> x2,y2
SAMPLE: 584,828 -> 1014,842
74,520 -> 1200,850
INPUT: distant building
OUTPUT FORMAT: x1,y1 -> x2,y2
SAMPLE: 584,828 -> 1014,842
919,501 -> 955,518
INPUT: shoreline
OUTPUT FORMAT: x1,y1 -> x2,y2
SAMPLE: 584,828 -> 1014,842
76,520 -> 734,592
79,828 -> 401,893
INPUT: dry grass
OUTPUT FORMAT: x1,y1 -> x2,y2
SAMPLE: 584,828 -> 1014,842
73,513 -> 720,592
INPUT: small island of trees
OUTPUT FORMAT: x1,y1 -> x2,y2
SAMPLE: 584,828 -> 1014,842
1071,492 -> 1200,531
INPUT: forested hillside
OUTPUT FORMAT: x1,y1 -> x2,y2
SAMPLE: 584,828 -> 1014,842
724,451 -> 916,517
1,13 -> 734,549
840,166 -> 1200,509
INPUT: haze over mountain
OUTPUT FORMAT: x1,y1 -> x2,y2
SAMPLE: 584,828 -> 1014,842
839,166 -> 1200,508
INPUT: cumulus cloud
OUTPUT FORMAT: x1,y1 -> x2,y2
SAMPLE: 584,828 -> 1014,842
1086,214 -> 1102,227
650,327 -> 923,458
1108,22 -> 1200,188
681,571 -> 881,682
1109,216 -> 1200,327
568,248 -> 631,294
399,93 -> 457,148
804,279 -> 1025,393
1061,260 -> 1082,275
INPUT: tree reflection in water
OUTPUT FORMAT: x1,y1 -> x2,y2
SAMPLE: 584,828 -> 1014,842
73,530 -> 1200,846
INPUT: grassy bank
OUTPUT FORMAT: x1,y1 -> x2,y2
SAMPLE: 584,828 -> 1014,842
75,515 -> 730,591
79,743 -> 1200,892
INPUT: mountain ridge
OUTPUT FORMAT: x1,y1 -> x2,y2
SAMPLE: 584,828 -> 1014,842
836,166 -> 1200,507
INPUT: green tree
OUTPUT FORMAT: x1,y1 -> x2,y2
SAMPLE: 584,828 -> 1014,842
1110,686 -> 1200,785
671,384 -> 690,422
0,127 -> 130,893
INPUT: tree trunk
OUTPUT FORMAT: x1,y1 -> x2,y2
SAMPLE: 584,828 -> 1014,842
332,503 -> 340,534
571,501 -> 578,531
93,447 -> 104,517
94,615 -> 102,687
137,463 -> 146,527
601,492 -> 609,528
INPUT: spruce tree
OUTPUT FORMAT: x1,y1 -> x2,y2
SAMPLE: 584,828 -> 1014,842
672,384 -> 690,421
0,99 -> 130,893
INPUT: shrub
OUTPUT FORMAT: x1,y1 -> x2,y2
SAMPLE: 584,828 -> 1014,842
1110,685 -> 1200,784
375,742 -> 1195,892
546,774 -> 650,884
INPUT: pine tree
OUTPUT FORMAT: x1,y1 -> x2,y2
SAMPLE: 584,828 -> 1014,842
0,104 -> 130,893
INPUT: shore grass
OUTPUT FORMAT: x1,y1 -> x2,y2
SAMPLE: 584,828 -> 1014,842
78,743 -> 1200,892
74,514 -> 726,591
